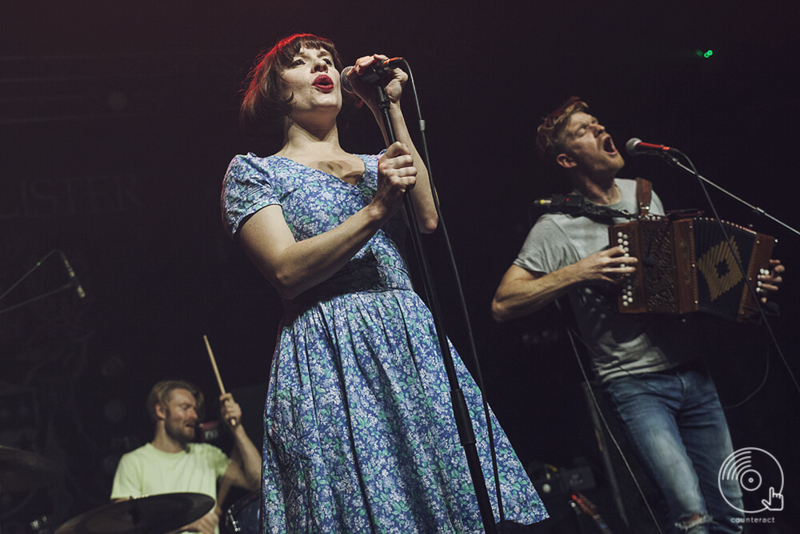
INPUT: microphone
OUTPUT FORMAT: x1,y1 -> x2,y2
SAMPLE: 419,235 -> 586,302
340,57 -> 404,93
531,194 -> 636,219
625,137 -> 677,156
60,252 -> 86,299
532,194 -> 587,213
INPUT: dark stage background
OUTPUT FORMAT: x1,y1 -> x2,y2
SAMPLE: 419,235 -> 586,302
2,0 -> 798,532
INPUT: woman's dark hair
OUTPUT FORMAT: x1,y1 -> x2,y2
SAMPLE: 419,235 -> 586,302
239,33 -> 359,152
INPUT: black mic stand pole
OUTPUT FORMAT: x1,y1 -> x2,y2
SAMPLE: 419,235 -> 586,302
663,154 -> 800,237
373,84 -> 498,534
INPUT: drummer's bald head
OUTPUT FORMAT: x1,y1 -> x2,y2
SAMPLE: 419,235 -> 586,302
147,380 -> 205,422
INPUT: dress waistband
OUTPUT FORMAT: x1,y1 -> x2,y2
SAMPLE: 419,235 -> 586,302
283,261 -> 413,315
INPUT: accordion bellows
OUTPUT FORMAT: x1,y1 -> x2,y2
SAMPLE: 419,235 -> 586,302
609,217 -> 775,322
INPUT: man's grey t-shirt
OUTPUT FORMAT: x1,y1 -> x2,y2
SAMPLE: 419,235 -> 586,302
514,178 -> 702,382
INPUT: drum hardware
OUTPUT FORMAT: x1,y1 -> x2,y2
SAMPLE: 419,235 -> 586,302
224,491 -> 259,534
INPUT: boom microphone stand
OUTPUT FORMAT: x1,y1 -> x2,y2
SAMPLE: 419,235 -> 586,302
661,154 -> 800,237
649,150 -> 800,397
0,250 -> 85,315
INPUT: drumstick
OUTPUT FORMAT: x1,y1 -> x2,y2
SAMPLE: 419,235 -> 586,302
204,335 -> 226,395
203,335 -> 236,427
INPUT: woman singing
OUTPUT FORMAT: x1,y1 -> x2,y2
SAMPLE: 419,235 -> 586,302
221,33 -> 546,533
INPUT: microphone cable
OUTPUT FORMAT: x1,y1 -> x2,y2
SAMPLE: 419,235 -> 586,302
557,300 -> 665,533
397,58 -> 508,530
661,150 -> 799,402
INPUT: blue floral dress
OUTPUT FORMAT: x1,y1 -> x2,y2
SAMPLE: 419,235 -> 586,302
222,153 -> 547,533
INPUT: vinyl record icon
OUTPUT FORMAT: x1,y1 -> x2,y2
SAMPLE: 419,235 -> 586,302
719,447 -> 784,513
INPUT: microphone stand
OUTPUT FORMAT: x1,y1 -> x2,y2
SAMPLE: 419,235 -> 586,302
0,250 -> 80,315
657,151 -> 800,399
373,84 -> 498,534
663,154 -> 800,237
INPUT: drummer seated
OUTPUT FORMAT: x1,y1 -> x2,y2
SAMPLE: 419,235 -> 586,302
110,380 -> 260,534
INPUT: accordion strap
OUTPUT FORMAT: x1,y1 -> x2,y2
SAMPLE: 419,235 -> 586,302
635,177 -> 653,218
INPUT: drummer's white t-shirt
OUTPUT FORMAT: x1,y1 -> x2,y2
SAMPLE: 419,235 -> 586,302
110,442 -> 230,533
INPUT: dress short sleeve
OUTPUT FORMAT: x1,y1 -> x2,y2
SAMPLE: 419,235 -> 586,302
221,154 -> 281,237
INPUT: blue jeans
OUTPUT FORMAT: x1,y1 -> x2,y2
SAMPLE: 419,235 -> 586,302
604,368 -> 744,533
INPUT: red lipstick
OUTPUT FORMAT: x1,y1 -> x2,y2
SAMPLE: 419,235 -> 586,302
313,74 -> 334,92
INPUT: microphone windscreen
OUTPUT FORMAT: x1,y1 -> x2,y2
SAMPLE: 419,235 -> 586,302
625,138 -> 641,155
340,66 -> 355,94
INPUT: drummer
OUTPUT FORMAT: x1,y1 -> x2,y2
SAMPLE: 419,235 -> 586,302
110,380 -> 260,534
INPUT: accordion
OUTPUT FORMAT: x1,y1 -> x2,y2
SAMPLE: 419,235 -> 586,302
608,217 -> 775,322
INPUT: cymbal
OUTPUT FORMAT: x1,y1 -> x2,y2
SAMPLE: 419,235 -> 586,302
0,445 -> 63,492
54,493 -> 215,534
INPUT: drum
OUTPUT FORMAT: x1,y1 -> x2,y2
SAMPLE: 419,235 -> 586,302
224,491 -> 260,534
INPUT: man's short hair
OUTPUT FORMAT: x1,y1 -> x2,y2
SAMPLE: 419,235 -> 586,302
146,380 -> 204,422
535,96 -> 589,163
